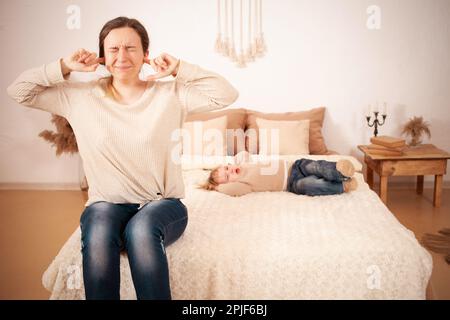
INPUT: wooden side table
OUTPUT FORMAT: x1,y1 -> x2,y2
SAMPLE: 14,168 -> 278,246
358,144 -> 450,207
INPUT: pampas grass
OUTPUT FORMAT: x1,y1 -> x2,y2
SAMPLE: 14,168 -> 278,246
38,114 -> 78,156
39,114 -> 89,191
401,116 -> 431,146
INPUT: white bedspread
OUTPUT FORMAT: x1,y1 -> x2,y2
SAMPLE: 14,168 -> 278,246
42,155 -> 432,299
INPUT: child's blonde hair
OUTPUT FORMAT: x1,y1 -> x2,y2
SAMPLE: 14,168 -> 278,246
197,166 -> 221,191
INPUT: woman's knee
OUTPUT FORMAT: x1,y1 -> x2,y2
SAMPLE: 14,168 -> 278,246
124,199 -> 187,247
123,210 -> 161,245
80,202 -> 128,250
81,201 -> 116,224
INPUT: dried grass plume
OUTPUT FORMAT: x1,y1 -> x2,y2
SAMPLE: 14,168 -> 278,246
38,114 -> 78,156
401,116 -> 431,146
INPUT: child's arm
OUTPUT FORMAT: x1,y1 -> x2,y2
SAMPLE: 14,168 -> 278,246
234,150 -> 251,165
216,182 -> 252,196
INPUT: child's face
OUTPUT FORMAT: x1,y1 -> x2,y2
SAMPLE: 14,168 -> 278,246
215,165 -> 241,184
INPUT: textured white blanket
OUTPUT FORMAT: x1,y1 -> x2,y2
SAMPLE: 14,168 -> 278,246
42,155 -> 432,299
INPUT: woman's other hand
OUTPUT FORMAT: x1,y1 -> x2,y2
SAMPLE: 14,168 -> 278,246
144,53 -> 180,81
61,49 -> 105,75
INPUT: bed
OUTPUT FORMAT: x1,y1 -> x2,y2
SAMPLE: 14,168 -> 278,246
42,153 -> 432,299
41,107 -> 432,299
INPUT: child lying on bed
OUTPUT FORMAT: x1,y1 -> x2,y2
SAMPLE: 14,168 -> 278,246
200,151 -> 357,197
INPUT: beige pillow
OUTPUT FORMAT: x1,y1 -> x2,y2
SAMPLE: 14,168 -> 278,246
255,118 -> 310,155
246,107 -> 328,155
185,108 -> 247,155
182,116 -> 227,156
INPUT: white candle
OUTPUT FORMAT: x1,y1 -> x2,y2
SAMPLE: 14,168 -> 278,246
382,102 -> 387,115
367,104 -> 372,117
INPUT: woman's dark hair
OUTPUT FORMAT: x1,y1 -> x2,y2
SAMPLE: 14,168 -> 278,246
98,16 -> 149,64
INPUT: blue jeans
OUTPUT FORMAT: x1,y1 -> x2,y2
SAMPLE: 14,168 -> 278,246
80,198 -> 188,300
287,159 -> 348,196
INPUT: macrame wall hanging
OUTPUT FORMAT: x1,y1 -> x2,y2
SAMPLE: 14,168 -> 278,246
215,0 -> 267,68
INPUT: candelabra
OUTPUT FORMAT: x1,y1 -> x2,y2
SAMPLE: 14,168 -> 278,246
366,111 -> 387,137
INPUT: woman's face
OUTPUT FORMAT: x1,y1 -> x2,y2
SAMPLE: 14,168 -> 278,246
103,27 -> 148,81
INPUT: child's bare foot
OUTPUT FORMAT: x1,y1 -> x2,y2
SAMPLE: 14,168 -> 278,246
343,178 -> 358,192
336,159 -> 355,178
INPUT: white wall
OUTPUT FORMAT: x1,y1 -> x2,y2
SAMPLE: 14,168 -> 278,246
1,0 -> 450,188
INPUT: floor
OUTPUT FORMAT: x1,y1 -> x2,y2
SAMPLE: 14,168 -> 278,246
384,187 -> 450,300
0,188 -> 448,300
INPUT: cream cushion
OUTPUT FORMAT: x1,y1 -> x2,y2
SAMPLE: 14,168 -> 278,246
255,118 -> 310,155
182,116 -> 228,156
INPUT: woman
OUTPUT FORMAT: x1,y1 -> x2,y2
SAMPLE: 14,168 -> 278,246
7,16 -> 238,299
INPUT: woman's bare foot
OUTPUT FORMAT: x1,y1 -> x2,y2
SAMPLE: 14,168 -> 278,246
336,159 -> 355,178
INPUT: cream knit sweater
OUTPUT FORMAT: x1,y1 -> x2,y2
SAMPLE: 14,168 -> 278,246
217,151 -> 291,197
7,59 -> 239,208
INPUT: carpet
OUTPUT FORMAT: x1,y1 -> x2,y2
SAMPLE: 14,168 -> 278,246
421,228 -> 450,265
